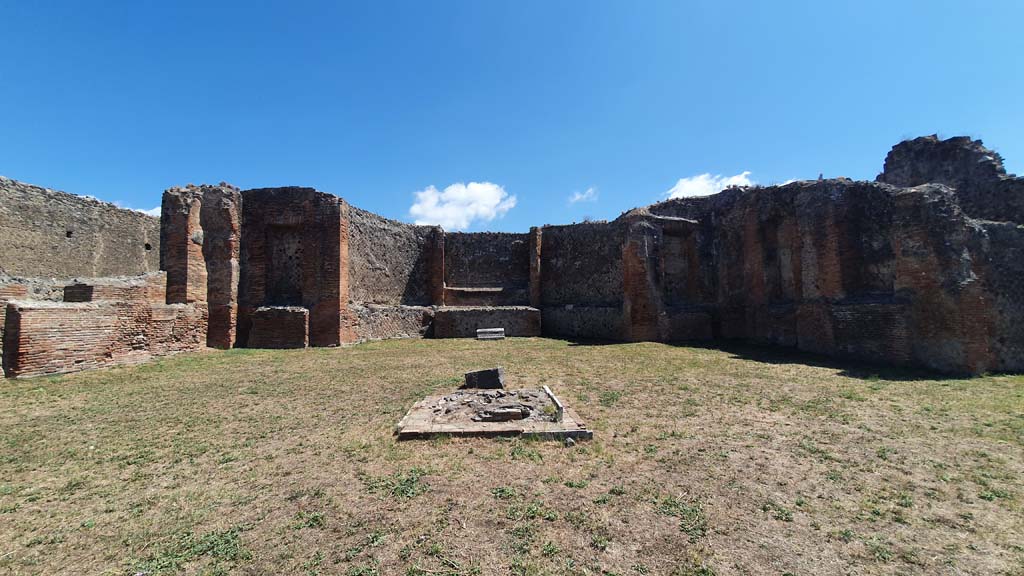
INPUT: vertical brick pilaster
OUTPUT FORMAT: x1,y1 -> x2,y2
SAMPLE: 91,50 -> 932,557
429,227 -> 446,306
529,227 -> 542,308
308,196 -> 344,347
201,187 -> 241,349
622,219 -> 663,342
161,190 -> 207,305
339,200 -> 357,343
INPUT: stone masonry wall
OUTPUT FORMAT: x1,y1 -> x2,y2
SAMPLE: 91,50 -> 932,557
0,176 -> 160,278
5,134 -> 1023,376
443,232 -> 530,306
346,207 -> 442,341
538,221 -> 626,339
877,135 -> 1024,224
645,177 -> 1023,373
348,207 -> 437,306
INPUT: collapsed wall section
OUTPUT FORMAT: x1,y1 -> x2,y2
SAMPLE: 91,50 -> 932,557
0,177 -> 160,278
877,135 -> 1024,223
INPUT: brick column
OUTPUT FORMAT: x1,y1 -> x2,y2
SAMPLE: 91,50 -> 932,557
339,200 -> 357,343
529,227 -> 542,308
200,186 -> 241,349
161,184 -> 242,348
161,188 -> 207,305
622,219 -> 663,342
429,227 -> 445,306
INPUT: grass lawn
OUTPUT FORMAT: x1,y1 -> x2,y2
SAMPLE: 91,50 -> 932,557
1,337 -> 1022,575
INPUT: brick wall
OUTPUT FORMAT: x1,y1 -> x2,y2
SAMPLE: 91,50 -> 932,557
2,300 -> 205,378
248,307 -> 309,349
238,187 -> 349,347
0,283 -> 29,370
644,179 -> 1022,373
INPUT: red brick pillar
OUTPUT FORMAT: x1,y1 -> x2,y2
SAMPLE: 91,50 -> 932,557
622,219 -> 663,342
429,227 -> 445,306
161,184 -> 242,349
528,227 -> 542,308
200,186 -> 241,349
161,188 -> 207,305
339,200 -> 357,343
1,283 -> 29,377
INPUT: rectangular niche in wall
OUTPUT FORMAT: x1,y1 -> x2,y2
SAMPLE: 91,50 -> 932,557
267,225 -> 303,306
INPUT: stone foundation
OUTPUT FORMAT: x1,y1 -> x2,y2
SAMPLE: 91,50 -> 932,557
248,306 -> 309,349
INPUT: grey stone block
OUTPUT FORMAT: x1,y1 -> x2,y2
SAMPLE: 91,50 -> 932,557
462,366 -> 505,389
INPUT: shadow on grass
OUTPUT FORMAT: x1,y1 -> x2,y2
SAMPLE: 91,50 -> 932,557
563,337 -> 974,382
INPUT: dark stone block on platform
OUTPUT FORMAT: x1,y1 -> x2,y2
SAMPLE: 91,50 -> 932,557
462,367 -> 505,389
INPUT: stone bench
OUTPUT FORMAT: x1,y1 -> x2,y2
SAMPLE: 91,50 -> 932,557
476,328 -> 505,340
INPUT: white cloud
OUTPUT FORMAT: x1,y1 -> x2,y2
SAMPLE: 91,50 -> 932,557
409,182 -> 516,230
665,171 -> 754,199
112,199 -> 161,217
568,186 -> 598,204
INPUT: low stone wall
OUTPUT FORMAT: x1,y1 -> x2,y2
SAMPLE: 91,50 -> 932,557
541,306 -> 623,341
248,306 -> 309,349
433,306 -> 541,338
2,300 -> 205,378
351,304 -> 434,341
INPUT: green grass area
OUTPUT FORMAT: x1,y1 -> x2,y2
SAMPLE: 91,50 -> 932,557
1,338 -> 1022,575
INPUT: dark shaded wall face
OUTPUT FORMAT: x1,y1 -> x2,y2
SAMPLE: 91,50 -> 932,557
539,222 -> 625,307
266,225 -> 303,306
443,232 -> 529,288
443,232 -> 531,306
537,222 -> 627,340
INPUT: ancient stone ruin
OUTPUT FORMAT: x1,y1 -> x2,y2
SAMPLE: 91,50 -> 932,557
395,368 -> 590,440
2,135 -> 1023,377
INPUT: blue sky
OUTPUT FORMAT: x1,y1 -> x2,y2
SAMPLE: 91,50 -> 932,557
1,1 -> 1021,231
